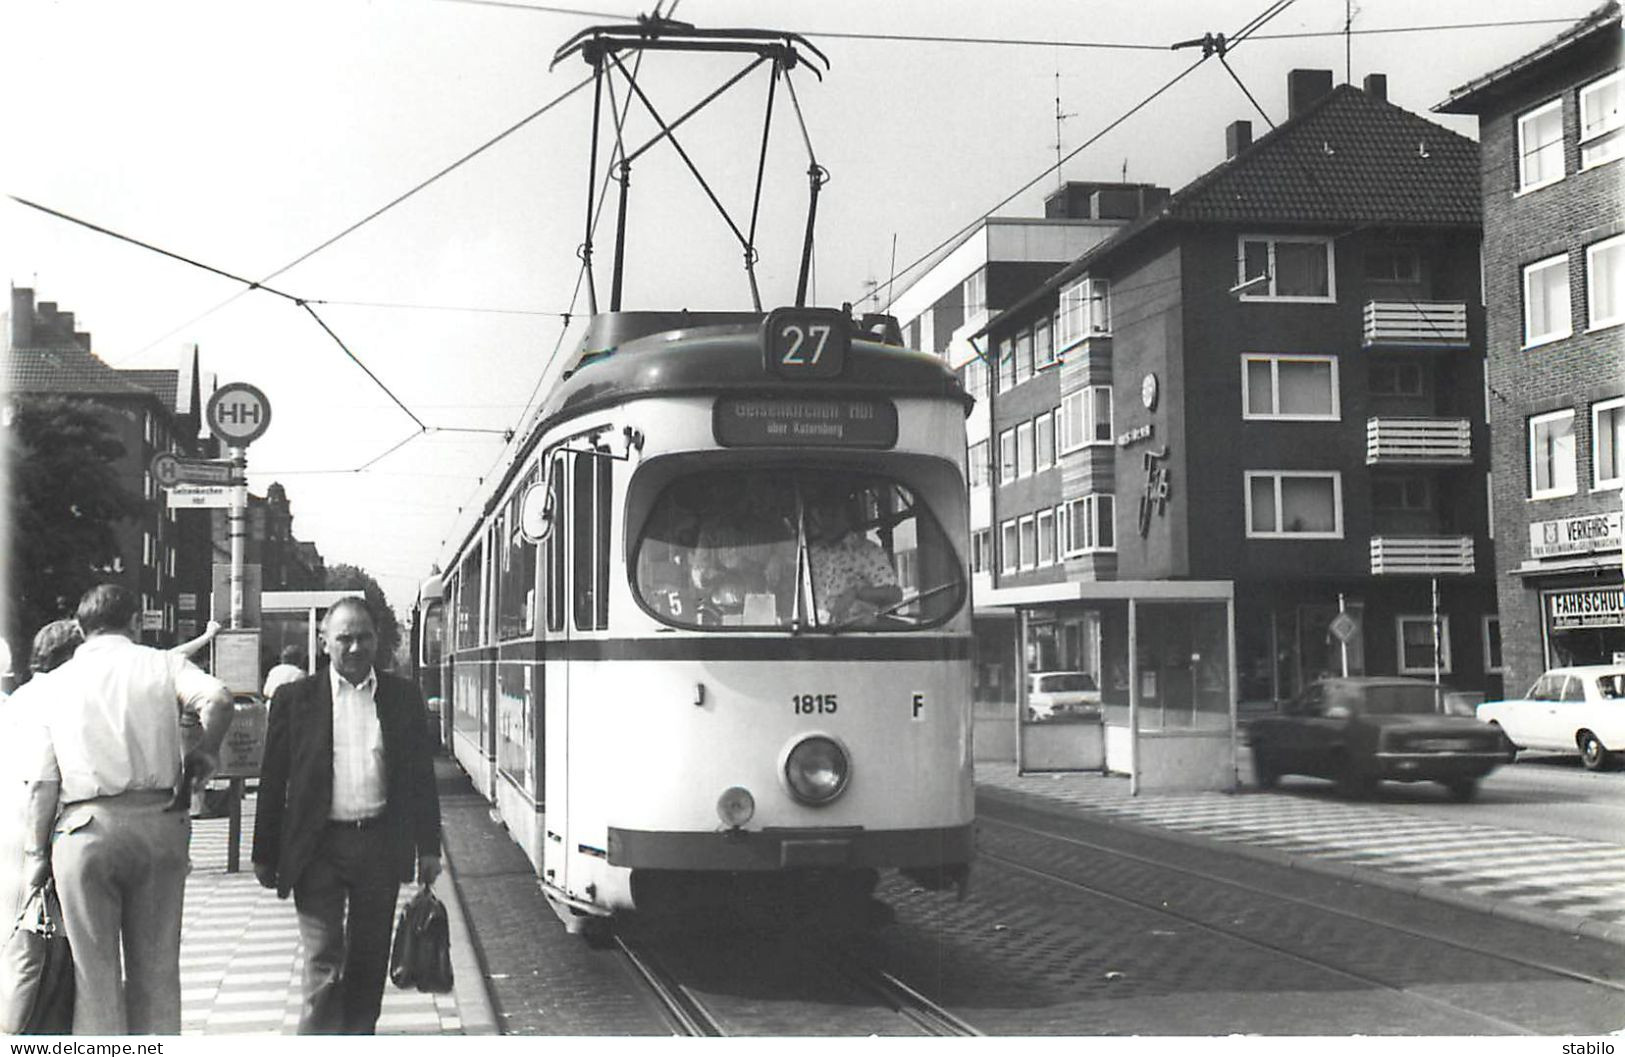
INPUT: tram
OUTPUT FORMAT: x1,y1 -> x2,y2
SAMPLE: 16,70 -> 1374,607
416,307 -> 976,929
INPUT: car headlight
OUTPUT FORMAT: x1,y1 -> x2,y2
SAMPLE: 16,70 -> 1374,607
783,736 -> 850,805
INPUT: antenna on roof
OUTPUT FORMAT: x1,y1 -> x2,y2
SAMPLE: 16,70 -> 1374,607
1054,65 -> 1075,189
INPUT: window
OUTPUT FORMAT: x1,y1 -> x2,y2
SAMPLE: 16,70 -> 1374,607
1037,509 -> 1056,565
143,471 -> 154,501
1239,236 -> 1335,302
1059,386 -> 1113,452
1064,494 -> 1115,553
1369,360 -> 1423,396
997,338 -> 1016,391
1016,421 -> 1034,478
963,357 -> 990,400
1396,614 -> 1452,675
1580,70 -> 1622,169
632,469 -> 964,630
1586,235 -> 1624,330
1372,474 -> 1431,510
1014,329 -> 1035,385
971,529 -> 992,574
1364,246 -> 1420,282
496,467 -> 538,640
1034,318 -> 1055,369
1529,408 -> 1577,498
456,546 -> 484,648
1594,397 -> 1624,490
1000,520 -> 1019,574
544,458 -> 566,632
1241,354 -> 1340,420
968,440 -> 991,488
1245,471 -> 1342,538
142,532 -> 153,567
1517,98 -> 1565,192
963,268 -> 987,318
1035,410 -> 1055,469
1523,253 -> 1572,346
999,428 -> 1016,484
1483,616 -> 1503,675
1056,277 -> 1110,348
1018,516 -> 1037,570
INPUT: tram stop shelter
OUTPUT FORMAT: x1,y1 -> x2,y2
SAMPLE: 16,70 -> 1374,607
986,580 -> 1237,794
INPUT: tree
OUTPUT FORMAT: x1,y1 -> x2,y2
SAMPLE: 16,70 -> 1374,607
324,563 -> 401,669
6,397 -> 144,668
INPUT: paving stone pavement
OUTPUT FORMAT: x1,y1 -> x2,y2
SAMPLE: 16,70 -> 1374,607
977,761 -> 1625,943
181,796 -> 465,1035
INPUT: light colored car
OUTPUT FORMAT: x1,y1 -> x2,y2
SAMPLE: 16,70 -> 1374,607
1477,665 -> 1625,771
1026,671 -> 1101,721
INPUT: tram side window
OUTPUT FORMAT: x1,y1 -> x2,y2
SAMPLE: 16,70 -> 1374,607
632,468 -> 965,632
573,453 -> 613,631
545,457 -> 566,633
455,547 -> 482,650
497,467 -> 538,640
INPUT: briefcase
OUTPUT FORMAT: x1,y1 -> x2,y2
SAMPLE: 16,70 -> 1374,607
0,881 -> 75,1034
388,884 -> 453,994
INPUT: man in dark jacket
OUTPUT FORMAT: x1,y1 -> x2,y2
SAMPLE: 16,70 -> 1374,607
251,597 -> 441,1034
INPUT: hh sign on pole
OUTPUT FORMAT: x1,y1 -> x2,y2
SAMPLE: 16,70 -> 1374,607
205,382 -> 272,446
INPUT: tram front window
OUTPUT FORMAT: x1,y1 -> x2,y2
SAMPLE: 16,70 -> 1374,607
634,469 -> 964,631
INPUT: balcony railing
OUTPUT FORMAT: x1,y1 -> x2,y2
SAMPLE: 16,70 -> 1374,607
1370,535 -> 1475,575
1363,300 -> 1469,348
1366,417 -> 1473,464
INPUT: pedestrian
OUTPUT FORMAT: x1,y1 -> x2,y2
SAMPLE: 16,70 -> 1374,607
262,643 -> 305,698
251,596 -> 442,1034
171,619 -> 221,662
19,584 -> 235,1035
0,620 -> 83,922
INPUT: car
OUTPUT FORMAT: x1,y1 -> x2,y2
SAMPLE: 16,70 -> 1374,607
1476,665 -> 1625,771
1025,671 -> 1101,721
1246,676 -> 1513,801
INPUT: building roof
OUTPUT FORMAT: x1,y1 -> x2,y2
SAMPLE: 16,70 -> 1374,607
4,345 -> 162,401
981,82 -> 1480,335
1435,2 -> 1621,114
121,369 -> 182,412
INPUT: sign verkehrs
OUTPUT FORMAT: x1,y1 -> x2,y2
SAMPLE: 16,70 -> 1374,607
206,382 -> 272,446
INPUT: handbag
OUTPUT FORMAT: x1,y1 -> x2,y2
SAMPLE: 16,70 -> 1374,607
388,884 -> 453,994
0,881 -> 75,1034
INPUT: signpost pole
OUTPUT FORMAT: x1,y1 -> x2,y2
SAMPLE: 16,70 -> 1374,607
229,446 -> 248,631
1338,593 -> 1349,677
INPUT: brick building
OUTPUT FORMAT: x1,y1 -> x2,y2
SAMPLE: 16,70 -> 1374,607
979,70 -> 1498,720
1436,2 -> 1624,687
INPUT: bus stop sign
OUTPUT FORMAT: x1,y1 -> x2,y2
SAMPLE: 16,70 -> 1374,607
206,382 -> 272,446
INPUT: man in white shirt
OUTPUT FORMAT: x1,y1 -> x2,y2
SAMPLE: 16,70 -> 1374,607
22,584 -> 234,1035
251,597 -> 442,1034
262,644 -> 305,698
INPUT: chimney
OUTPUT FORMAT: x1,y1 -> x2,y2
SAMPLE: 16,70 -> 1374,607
1226,120 -> 1253,158
8,287 -> 33,349
1287,69 -> 1334,119
1362,73 -> 1387,101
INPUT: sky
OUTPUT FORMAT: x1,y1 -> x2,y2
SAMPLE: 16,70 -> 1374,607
0,0 -> 1599,619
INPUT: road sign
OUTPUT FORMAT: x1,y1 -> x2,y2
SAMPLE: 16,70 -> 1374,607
206,382 -> 272,446
151,452 -> 239,487
150,451 -> 181,487
1329,610 -> 1359,643
167,483 -> 236,509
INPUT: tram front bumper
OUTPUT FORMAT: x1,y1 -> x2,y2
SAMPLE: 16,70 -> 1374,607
608,824 -> 975,871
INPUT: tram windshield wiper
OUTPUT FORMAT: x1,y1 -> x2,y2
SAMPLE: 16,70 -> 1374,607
825,580 -> 960,632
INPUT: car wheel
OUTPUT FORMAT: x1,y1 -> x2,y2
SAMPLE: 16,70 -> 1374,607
1443,778 -> 1478,802
1487,721 -> 1517,760
1578,731 -> 1616,771
1251,746 -> 1280,790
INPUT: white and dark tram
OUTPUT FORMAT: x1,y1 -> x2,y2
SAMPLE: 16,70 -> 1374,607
416,307 -> 976,930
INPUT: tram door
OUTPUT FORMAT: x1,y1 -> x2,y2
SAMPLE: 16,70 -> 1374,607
540,452 -> 572,896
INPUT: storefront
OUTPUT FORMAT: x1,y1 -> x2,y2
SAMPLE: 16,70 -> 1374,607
987,580 -> 1237,794
1522,513 -> 1624,670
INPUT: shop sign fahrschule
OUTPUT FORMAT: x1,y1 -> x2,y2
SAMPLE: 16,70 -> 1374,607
1529,511 -> 1622,561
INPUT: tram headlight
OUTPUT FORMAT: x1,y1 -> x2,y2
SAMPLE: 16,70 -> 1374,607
783,736 -> 850,805
716,786 -> 755,828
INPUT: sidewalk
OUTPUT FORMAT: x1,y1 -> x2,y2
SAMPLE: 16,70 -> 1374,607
179,793 -> 494,1035
977,761 -> 1625,946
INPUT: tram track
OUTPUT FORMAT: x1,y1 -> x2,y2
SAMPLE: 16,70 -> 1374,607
974,811 -> 1625,1034
613,933 -> 727,1036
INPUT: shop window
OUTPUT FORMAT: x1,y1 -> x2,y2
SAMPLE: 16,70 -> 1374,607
1242,354 -> 1339,420
1517,97 -> 1565,192
1580,70 -> 1622,170
1523,253 -> 1572,347
1396,614 -> 1452,675
1586,234 -> 1624,331
1245,471 -> 1342,538
1528,408 -> 1577,499
1594,397 -> 1624,490
1239,235 -> 1335,302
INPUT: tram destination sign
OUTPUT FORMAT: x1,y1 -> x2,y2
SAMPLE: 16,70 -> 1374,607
713,396 -> 898,449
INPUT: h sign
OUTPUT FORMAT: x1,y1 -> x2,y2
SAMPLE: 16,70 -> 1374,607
206,382 -> 272,446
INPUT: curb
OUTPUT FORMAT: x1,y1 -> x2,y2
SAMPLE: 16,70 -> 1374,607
976,783 -> 1625,950
437,844 -> 502,1035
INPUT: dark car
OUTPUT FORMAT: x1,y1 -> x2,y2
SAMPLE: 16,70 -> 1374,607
1246,677 -> 1513,801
